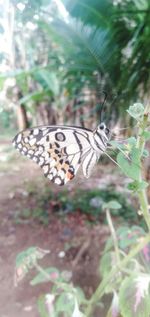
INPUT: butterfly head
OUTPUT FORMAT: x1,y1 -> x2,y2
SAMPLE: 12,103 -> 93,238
96,122 -> 110,140
93,122 -> 111,151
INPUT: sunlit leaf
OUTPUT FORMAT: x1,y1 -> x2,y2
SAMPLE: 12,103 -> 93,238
127,104 -> 145,120
117,147 -> 141,181
119,274 -> 150,317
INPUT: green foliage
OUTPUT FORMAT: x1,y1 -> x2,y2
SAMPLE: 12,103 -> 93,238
14,207 -> 49,225
18,187 -> 137,224
30,267 -> 60,286
38,295 -> 49,317
117,147 -> 141,181
127,103 -> 145,120
15,247 -> 50,284
1,0 -> 150,124
70,189 -> 135,220
62,0 -> 150,103
15,247 -> 85,317
102,201 -> 121,210
119,275 -> 150,317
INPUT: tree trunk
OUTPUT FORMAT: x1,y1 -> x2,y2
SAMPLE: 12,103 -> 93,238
16,104 -> 29,131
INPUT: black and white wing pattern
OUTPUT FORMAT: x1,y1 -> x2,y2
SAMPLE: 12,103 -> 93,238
12,123 -> 110,186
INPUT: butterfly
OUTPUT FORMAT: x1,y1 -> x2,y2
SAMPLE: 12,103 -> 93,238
12,123 -> 110,186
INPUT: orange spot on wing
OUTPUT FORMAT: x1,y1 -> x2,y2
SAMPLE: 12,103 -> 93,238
66,171 -> 74,180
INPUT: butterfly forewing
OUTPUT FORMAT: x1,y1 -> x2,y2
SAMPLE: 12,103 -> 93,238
12,126 -> 93,185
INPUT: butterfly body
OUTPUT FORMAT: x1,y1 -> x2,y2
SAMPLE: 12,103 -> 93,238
12,123 -> 110,185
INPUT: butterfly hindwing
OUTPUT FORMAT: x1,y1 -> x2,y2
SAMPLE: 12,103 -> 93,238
82,151 -> 99,178
12,126 -> 93,185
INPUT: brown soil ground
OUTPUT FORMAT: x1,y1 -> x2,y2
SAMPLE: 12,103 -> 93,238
0,137 -> 128,317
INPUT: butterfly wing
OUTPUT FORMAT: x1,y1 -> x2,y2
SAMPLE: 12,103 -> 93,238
12,125 -> 94,185
82,151 -> 99,178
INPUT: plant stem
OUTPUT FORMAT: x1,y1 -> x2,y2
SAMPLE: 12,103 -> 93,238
85,234 -> 150,317
106,209 -> 120,264
136,111 -> 150,232
34,262 -> 52,281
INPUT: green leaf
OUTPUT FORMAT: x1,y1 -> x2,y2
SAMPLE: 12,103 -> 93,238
16,247 -> 50,268
35,70 -> 60,96
110,138 -> 136,150
127,180 -> 148,192
100,252 -> 123,293
119,274 -> 150,317
55,293 -> 74,314
37,295 -> 49,317
30,267 -> 60,286
142,149 -> 149,158
117,226 -> 146,250
127,103 -> 145,120
99,252 -> 113,279
109,292 -> 120,317
142,131 -> 150,141
127,137 -> 137,147
117,147 -> 141,181
19,90 -> 52,105
103,200 -> 121,210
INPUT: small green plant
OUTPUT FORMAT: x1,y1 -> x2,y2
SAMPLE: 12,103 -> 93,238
15,103 -> 150,317
15,187 -> 138,226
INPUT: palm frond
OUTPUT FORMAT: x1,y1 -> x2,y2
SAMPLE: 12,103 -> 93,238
42,17 -> 117,90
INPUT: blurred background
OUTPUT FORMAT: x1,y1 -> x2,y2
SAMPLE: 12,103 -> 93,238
0,0 -> 150,316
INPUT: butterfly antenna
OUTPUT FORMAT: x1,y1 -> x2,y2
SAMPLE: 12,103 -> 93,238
104,151 -> 120,168
99,91 -> 108,122
111,93 -> 118,105
111,124 -> 137,135
95,72 -> 108,122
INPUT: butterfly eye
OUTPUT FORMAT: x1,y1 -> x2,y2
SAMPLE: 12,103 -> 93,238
105,128 -> 109,135
99,124 -> 105,130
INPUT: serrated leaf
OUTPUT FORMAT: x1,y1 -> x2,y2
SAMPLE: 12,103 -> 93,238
30,267 -> 60,285
119,274 -> 150,317
117,147 -> 140,181
127,103 -> 145,120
